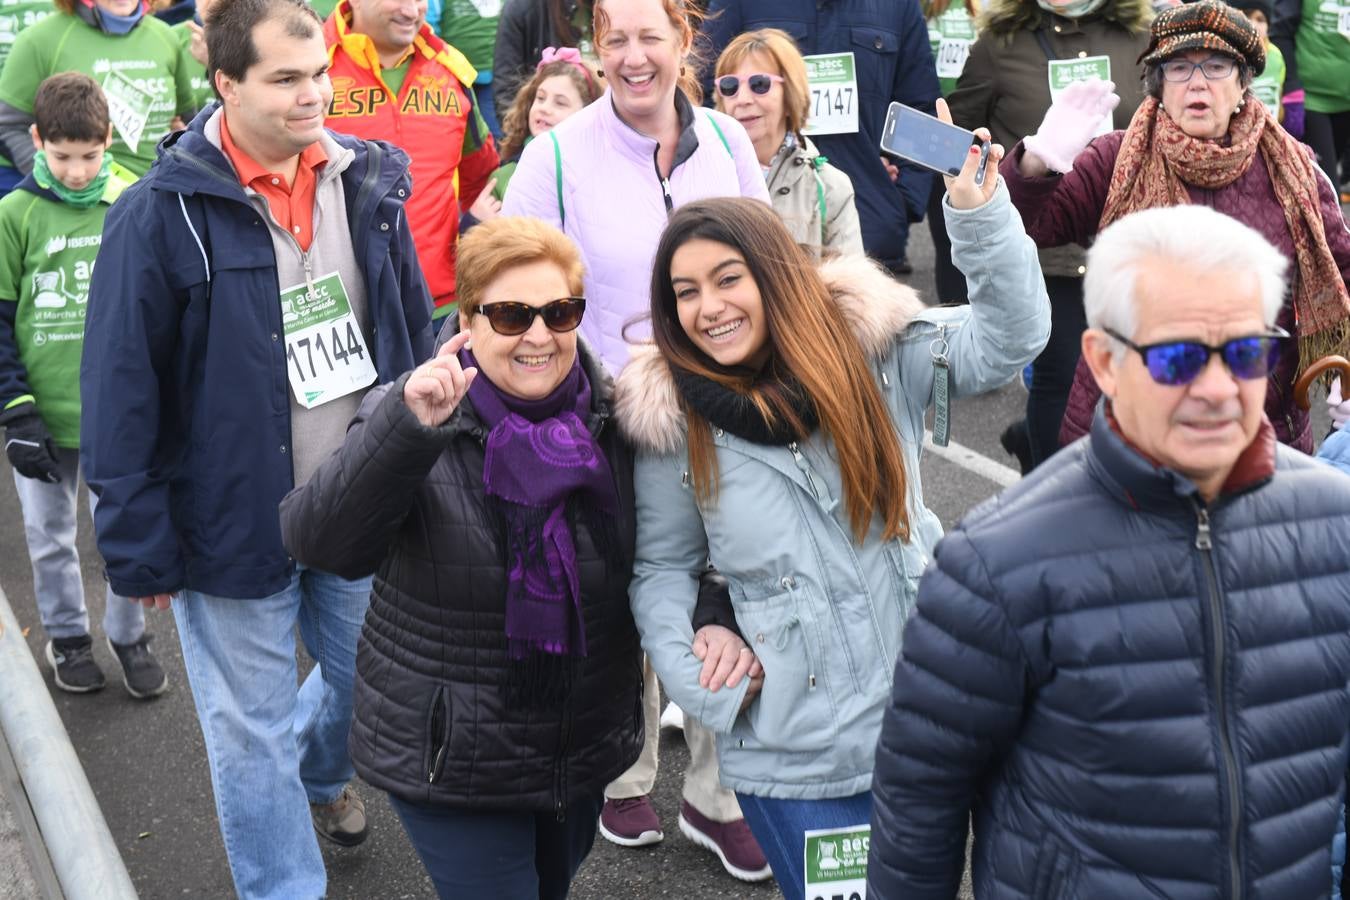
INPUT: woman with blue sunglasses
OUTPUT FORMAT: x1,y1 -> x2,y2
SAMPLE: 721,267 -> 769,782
1002,0 -> 1350,455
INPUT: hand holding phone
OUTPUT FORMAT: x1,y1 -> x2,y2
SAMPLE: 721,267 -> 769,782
879,100 -> 1004,209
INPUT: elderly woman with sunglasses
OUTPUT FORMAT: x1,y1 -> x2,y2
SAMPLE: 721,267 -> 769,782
713,28 -> 863,257
277,217 -> 732,898
1002,0 -> 1350,455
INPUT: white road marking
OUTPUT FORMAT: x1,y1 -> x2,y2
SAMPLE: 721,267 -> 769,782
923,431 -> 1021,488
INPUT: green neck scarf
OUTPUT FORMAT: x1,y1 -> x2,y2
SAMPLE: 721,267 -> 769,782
1037,0 -> 1110,20
32,151 -> 113,208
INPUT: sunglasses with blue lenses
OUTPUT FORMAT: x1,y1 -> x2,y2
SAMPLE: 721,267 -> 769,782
1104,326 -> 1289,386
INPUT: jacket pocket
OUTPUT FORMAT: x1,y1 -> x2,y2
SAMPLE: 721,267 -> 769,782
423,685 -> 452,785
849,26 -> 899,94
736,593 -> 835,752
1031,835 -> 1081,900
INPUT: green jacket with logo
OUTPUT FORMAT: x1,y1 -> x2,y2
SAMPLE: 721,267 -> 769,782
1272,0 -> 1350,114
0,167 -> 133,446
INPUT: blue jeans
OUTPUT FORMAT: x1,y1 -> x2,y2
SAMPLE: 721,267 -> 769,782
736,791 -> 873,900
388,791 -> 604,900
174,567 -> 372,900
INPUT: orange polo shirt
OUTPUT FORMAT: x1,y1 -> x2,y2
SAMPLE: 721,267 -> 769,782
219,113 -> 328,252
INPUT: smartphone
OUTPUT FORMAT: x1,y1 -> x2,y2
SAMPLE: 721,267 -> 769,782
879,102 -> 990,186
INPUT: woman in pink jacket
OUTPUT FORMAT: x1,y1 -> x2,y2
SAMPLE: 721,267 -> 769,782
500,0 -> 773,883
503,0 -> 770,376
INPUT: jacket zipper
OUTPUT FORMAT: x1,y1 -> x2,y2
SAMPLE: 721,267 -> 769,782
787,441 -> 824,499
1195,505 -> 1243,900
553,698 -> 573,822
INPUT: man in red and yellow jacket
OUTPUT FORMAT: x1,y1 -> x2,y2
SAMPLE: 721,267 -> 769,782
324,0 -> 497,316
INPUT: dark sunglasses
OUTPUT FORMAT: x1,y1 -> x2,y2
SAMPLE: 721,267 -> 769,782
476,298 -> 586,336
716,73 -> 784,98
1104,326 -> 1289,386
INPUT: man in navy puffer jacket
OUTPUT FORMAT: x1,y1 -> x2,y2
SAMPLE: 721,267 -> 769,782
868,204 -> 1350,900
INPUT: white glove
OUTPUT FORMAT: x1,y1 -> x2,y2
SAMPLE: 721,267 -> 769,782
1023,79 -> 1121,173
1328,377 -> 1350,430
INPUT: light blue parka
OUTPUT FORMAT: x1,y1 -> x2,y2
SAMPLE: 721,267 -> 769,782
613,185 -> 1051,800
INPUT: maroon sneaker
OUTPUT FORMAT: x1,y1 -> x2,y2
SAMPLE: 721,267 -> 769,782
678,801 -> 773,882
598,795 -> 664,847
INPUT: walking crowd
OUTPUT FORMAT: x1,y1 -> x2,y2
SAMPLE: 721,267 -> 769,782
0,0 -> 1348,894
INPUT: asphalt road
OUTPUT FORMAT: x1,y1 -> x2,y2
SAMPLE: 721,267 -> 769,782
0,218 -> 1326,899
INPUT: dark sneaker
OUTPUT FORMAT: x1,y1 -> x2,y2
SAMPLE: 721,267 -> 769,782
999,420 -> 1034,476
45,635 -> 105,693
106,635 -> 168,699
311,784 -> 367,847
598,795 -> 664,847
678,801 -> 773,882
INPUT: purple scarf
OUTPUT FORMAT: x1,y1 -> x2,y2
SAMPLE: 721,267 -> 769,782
460,349 -> 619,703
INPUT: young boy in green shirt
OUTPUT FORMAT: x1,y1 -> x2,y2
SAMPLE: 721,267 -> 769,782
0,71 -> 166,698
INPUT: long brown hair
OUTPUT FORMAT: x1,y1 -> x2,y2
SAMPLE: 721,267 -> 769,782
499,57 -> 604,161
649,198 -> 911,543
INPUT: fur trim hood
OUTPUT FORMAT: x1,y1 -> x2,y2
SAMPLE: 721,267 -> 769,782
979,0 -> 1153,38
613,254 -> 924,456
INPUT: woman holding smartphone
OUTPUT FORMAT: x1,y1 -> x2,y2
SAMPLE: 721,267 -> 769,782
613,108 -> 1049,899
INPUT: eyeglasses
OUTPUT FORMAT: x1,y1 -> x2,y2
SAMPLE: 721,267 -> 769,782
1159,55 -> 1238,82
716,73 -> 784,98
475,298 -> 586,336
1104,326 -> 1288,385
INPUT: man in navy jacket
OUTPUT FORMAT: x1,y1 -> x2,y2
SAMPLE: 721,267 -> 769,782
80,0 -> 433,895
701,0 -> 940,274
868,205 -> 1350,898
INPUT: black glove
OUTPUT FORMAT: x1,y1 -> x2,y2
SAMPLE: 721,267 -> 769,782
4,412 -> 61,483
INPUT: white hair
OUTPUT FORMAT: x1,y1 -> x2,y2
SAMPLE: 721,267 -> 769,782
1083,206 -> 1288,349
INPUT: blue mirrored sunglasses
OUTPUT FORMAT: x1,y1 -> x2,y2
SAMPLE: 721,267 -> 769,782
1104,326 -> 1289,386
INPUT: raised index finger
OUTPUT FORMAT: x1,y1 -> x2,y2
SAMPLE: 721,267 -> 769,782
437,328 -> 473,358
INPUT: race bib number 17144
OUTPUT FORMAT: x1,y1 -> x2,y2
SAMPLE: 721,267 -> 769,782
280,272 -> 377,409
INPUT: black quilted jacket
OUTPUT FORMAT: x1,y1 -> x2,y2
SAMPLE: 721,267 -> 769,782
868,409 -> 1350,899
279,345 -> 643,815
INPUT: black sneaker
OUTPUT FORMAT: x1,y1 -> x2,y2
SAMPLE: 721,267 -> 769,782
106,635 -> 168,699
45,635 -> 106,693
999,420 -> 1035,476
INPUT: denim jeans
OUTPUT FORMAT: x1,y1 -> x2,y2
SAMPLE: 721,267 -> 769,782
13,447 -> 143,644
736,791 -> 873,900
388,791 -> 604,900
174,567 -> 372,900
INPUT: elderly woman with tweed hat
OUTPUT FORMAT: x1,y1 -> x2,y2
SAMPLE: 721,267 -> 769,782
1002,0 -> 1350,454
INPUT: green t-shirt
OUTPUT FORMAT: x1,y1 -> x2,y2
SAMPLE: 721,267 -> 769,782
438,0 -> 500,78
928,7 -> 976,97
172,20 -> 214,115
382,55 -> 412,96
1250,41 -> 1286,113
1294,0 -> 1350,114
0,12 -> 193,177
310,0 -> 338,21
0,0 -> 52,73
0,186 -> 112,446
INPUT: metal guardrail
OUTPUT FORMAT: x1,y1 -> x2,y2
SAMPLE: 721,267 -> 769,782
0,585 -> 138,900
